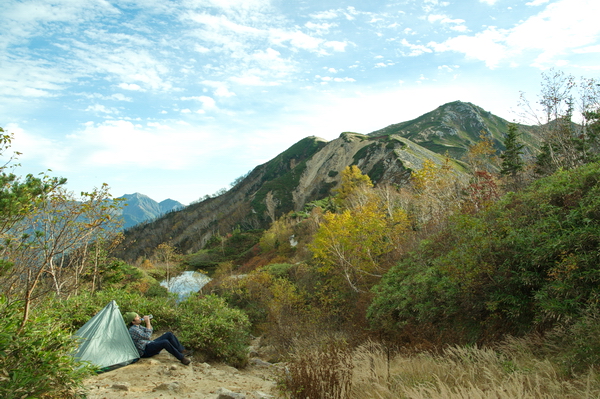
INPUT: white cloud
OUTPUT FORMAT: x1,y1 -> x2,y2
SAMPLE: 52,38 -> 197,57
7,123 -> 67,172
479,0 -> 498,4
430,0 -> 600,69
1,1 -> 120,50
215,86 -> 236,97
401,39 -> 434,57
230,73 -> 281,86
84,104 -> 114,114
324,41 -> 349,52
430,27 -> 508,68
118,83 -> 143,91
83,93 -> 132,102
573,45 -> 600,54
194,44 -> 211,53
269,29 -> 323,52
0,58 -> 70,98
526,0 -> 550,5
310,10 -> 339,19
60,120 -> 217,170
305,21 -> 337,34
427,14 -> 467,31
181,96 -> 217,110
438,65 -> 459,72
186,12 -> 263,37
147,122 -> 171,129
202,80 -> 236,97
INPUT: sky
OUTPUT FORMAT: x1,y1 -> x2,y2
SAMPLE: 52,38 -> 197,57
1,0 -> 599,205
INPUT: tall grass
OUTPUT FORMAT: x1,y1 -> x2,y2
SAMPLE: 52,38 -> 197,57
279,335 -> 354,399
280,335 -> 600,399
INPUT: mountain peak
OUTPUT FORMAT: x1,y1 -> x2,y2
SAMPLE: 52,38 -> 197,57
117,194 -> 184,230
369,100 -> 510,158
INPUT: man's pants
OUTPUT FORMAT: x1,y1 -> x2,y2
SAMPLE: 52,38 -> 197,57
142,332 -> 186,361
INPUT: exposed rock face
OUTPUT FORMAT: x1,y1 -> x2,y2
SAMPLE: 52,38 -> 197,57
114,101 -> 540,261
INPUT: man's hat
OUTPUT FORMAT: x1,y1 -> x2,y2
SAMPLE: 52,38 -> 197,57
123,311 -> 138,325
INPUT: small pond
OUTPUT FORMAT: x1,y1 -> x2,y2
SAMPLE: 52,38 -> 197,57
160,271 -> 211,300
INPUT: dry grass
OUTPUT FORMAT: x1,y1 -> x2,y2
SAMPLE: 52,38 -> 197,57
350,338 -> 600,399
280,336 -> 600,399
280,335 -> 354,399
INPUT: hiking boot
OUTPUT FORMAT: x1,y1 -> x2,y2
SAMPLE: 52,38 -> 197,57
181,357 -> 191,365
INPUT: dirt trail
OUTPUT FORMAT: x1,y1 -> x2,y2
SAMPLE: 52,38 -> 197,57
83,350 -> 281,399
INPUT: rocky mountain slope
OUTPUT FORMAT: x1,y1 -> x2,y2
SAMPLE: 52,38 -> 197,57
113,101 -> 541,262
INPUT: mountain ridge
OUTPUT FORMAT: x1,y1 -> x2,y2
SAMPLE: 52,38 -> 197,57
116,193 -> 184,230
112,101 -> 542,261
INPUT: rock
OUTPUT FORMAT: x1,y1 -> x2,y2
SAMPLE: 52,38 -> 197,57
250,358 -> 273,368
217,387 -> 246,399
251,391 -> 274,399
152,381 -> 187,393
111,383 -> 129,391
221,365 -> 239,374
248,345 -> 259,357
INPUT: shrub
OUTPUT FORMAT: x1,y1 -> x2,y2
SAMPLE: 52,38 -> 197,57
177,294 -> 251,367
39,289 -> 179,333
544,305 -> 600,374
0,296 -> 93,399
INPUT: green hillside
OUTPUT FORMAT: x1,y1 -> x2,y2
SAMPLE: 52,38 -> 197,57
369,100 -> 540,159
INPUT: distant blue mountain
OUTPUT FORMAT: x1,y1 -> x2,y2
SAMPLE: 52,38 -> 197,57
116,193 -> 184,230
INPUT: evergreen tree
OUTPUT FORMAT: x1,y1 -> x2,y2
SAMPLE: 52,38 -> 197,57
500,124 -> 525,178
535,143 -> 554,176
500,124 -> 526,190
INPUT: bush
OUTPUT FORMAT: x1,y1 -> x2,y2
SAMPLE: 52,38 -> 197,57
0,296 -> 93,399
544,305 -> 600,374
177,294 -> 251,367
39,289 -> 179,333
369,162 -> 600,343
40,290 -> 251,367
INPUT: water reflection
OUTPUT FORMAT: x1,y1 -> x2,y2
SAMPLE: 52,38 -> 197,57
160,271 -> 211,300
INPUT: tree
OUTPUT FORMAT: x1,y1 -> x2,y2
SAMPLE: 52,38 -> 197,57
519,69 -> 600,174
311,168 -> 410,293
154,242 -> 181,290
334,165 -> 373,209
409,158 -> 465,231
1,184 -> 122,328
500,123 -> 526,190
0,128 -> 66,236
464,132 -> 497,173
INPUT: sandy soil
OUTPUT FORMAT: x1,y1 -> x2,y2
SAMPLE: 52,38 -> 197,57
83,350 -> 281,399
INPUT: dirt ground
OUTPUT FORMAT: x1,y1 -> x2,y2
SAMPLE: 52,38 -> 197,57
83,349 -> 282,399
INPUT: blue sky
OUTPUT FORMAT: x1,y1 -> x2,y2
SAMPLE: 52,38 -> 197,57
1,0 -> 599,205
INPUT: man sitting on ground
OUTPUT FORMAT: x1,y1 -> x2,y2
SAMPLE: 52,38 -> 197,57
123,312 -> 191,365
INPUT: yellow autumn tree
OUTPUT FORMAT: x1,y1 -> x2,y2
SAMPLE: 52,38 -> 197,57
409,158 -> 466,231
334,165 -> 374,209
311,167 -> 410,292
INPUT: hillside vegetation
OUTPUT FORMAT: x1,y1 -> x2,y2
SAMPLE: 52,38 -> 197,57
115,100 -> 542,262
2,70 -> 600,398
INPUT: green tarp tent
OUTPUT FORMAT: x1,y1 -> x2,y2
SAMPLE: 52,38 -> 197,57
73,300 -> 139,370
